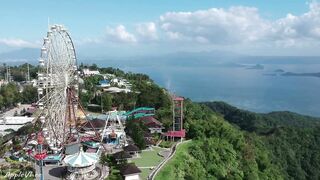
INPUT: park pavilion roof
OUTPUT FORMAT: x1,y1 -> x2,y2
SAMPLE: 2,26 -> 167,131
63,147 -> 98,167
113,151 -> 132,160
123,144 -> 139,152
120,163 -> 141,176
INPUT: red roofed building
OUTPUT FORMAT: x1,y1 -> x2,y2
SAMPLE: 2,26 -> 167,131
138,116 -> 164,134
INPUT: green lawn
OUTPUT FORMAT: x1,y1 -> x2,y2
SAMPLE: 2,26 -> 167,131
129,146 -> 166,179
155,141 -> 192,180
129,146 -> 164,167
140,168 -> 152,180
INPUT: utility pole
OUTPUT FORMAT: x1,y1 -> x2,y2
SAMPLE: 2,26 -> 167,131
26,63 -> 30,82
6,66 -> 11,83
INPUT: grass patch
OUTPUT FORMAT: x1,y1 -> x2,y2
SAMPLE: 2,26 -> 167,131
140,168 -> 152,180
128,146 -> 166,179
155,141 -> 192,180
159,140 -> 174,148
129,147 -> 164,167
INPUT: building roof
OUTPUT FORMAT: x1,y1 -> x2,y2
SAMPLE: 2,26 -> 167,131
83,68 -> 100,75
173,96 -> 184,101
0,117 -> 34,125
123,144 -> 139,152
120,163 -> 141,176
63,147 -> 98,167
113,151 -> 132,160
103,87 -> 131,93
140,116 -> 162,127
99,79 -> 110,84
65,142 -> 81,155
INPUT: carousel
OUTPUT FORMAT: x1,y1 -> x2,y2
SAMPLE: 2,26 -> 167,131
63,147 -> 99,180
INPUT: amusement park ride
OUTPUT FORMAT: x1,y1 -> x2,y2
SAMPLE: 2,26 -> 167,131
164,95 -> 186,140
23,24 -> 104,180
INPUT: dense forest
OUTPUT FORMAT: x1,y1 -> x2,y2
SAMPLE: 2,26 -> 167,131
156,100 -> 320,180
160,100 -> 283,179
201,101 -> 320,180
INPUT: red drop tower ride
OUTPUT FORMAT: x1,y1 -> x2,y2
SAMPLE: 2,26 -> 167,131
165,96 -> 186,140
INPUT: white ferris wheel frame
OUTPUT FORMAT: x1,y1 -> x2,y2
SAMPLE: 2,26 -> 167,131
37,24 -> 78,151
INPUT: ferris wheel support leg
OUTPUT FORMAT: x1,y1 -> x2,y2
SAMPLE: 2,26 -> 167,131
40,160 -> 44,180
39,144 -> 44,180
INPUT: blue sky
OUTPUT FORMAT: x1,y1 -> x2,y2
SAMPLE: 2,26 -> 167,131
0,0 -> 319,56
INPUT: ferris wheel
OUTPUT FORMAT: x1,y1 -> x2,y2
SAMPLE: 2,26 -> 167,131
37,24 -> 78,152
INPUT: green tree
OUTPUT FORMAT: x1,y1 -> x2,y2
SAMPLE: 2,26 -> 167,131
21,85 -> 37,103
125,120 -> 146,149
101,93 -> 112,112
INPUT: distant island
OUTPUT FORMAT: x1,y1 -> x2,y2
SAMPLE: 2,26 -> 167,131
247,64 -> 264,70
274,69 -> 285,73
282,72 -> 320,78
246,64 -> 264,70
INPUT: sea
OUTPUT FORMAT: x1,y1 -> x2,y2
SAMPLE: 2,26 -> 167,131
93,55 -> 320,117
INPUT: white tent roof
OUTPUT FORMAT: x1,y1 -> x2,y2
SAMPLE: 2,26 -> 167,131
63,148 -> 97,167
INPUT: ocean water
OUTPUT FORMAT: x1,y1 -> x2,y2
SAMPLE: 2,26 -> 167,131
96,57 -> 320,117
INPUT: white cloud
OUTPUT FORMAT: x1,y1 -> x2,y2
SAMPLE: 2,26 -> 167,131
106,25 -> 137,43
136,22 -> 158,40
0,38 -> 38,48
76,2 -> 320,55
158,2 -> 320,48
159,6 -> 269,44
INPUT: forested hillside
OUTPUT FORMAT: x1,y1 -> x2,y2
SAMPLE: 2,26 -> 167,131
201,101 -> 320,180
157,100 -> 283,179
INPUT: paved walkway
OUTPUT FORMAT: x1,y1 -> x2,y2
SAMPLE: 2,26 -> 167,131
138,166 -> 155,169
35,164 -> 66,180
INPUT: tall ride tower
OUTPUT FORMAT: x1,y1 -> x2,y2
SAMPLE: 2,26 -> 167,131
173,96 -> 184,133
165,95 -> 186,141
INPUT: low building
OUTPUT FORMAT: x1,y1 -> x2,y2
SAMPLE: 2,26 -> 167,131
139,116 -> 164,134
120,163 -> 141,180
82,68 -> 100,77
123,144 -> 139,157
98,79 -> 110,88
113,151 -> 132,164
103,73 -> 115,79
0,117 -> 34,135
111,78 -> 132,88
103,87 -> 131,93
